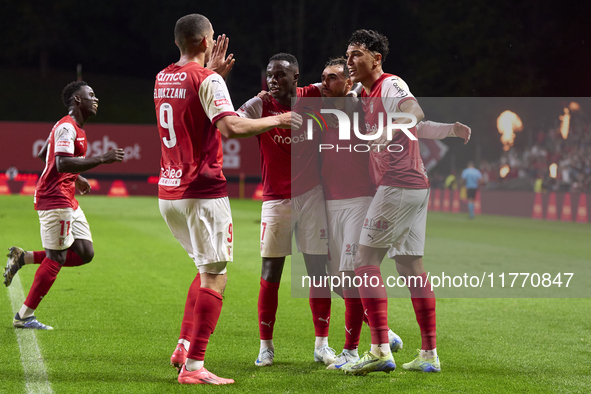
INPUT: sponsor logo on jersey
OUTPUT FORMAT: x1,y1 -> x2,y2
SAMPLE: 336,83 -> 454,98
158,178 -> 180,187
56,140 -> 71,148
156,71 -> 187,82
389,79 -> 409,97
273,132 -> 307,145
215,99 -> 230,107
159,167 -> 183,187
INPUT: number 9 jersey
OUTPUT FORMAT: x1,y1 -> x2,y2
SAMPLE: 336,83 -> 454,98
154,62 -> 238,200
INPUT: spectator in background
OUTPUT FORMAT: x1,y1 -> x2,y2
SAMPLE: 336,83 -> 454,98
461,161 -> 482,219
444,171 -> 457,190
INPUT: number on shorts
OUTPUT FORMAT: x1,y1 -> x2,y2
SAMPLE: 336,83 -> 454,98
227,223 -> 233,243
261,222 -> 267,241
159,103 -> 177,148
59,220 -> 71,236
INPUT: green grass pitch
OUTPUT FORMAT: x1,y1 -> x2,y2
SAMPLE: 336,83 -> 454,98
1,195 -> 590,393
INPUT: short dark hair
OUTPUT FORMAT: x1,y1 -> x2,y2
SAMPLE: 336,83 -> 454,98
175,14 -> 211,50
324,57 -> 349,79
269,53 -> 299,72
61,81 -> 88,107
347,29 -> 389,63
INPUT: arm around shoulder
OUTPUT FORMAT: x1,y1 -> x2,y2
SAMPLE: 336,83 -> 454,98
216,112 -> 302,139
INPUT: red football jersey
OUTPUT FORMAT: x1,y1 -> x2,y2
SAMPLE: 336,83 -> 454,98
154,62 -> 238,200
320,100 -> 375,200
34,115 -> 87,211
237,85 -> 321,201
362,73 -> 429,189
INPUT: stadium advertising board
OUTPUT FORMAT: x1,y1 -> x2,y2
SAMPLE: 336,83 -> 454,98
0,121 -> 261,177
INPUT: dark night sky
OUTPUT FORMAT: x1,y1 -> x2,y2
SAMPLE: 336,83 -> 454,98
1,0 -> 590,99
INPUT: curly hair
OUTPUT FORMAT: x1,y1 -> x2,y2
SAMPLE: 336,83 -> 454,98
61,81 -> 88,107
347,29 -> 389,63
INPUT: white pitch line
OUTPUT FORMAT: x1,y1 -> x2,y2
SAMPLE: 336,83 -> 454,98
7,273 -> 53,394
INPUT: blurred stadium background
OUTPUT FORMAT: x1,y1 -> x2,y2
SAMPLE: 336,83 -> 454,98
1,2 -> 590,392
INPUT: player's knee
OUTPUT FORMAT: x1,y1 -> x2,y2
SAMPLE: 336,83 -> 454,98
261,257 -> 285,282
82,250 -> 94,264
199,264 -> 228,295
54,254 -> 67,265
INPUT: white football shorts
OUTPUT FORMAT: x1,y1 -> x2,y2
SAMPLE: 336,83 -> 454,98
159,197 -> 233,274
326,196 -> 372,271
38,207 -> 93,250
260,184 -> 328,258
359,186 -> 429,259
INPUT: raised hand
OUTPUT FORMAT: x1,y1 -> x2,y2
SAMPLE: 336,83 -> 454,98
206,34 -> 235,79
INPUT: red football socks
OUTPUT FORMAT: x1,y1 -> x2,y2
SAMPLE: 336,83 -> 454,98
343,288 -> 364,350
354,265 -> 389,345
407,272 -> 437,350
258,278 -> 280,340
187,287 -> 223,361
179,275 -> 201,342
33,251 -> 45,264
24,257 -> 62,309
32,250 -> 84,267
309,282 -> 331,337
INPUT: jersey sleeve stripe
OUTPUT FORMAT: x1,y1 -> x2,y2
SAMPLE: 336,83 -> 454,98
397,96 -> 417,111
212,111 -> 239,126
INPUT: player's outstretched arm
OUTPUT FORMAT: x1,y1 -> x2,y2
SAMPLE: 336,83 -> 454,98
452,121 -> 471,144
399,99 -> 425,124
368,99 -> 425,150
55,148 -> 124,173
417,121 -> 471,144
216,112 -> 303,139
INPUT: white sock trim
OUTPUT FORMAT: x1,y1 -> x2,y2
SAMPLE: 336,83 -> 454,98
420,348 -> 437,359
315,336 -> 328,348
260,339 -> 274,350
185,358 -> 204,371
